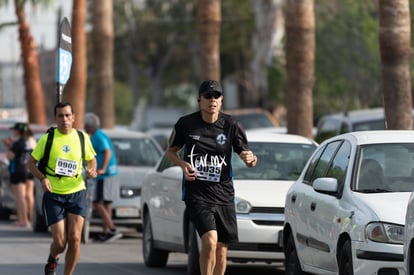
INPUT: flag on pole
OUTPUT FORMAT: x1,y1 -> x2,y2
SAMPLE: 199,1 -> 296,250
56,17 -> 72,104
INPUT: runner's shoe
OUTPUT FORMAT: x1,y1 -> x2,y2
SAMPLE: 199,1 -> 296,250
44,261 -> 57,275
102,231 -> 123,243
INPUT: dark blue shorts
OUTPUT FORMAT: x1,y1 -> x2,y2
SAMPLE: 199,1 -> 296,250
186,201 -> 238,244
42,190 -> 87,226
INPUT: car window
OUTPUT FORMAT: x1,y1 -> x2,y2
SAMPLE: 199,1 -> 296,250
156,150 -> 184,172
234,113 -> 275,129
157,155 -> 174,172
231,142 -> 317,180
339,122 -> 350,134
355,143 -> 414,192
304,140 -> 342,184
326,140 -> 351,189
112,137 -> 161,166
315,118 -> 341,143
353,119 -> 386,131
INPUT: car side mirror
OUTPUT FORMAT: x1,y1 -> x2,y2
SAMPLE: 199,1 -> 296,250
313,177 -> 339,195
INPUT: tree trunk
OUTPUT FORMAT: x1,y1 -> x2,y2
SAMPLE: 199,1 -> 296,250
250,0 -> 284,107
92,0 -> 115,128
379,0 -> 412,130
64,0 -> 87,129
285,0 -> 314,138
14,0 -> 47,125
197,0 -> 221,81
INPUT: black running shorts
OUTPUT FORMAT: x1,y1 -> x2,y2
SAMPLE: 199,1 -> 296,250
186,201 -> 238,244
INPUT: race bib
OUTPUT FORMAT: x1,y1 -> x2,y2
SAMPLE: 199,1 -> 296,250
55,158 -> 78,177
195,164 -> 222,182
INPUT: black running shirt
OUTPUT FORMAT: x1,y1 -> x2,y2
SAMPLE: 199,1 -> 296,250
170,111 -> 250,205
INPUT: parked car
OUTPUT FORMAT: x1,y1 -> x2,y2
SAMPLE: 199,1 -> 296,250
314,107 -> 414,143
223,108 -> 279,130
404,188 -> 414,275
92,129 -> 163,230
140,131 -> 317,273
283,130 -> 414,275
33,129 -> 163,242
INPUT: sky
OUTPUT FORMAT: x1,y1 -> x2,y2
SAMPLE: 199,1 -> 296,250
0,1 -> 72,62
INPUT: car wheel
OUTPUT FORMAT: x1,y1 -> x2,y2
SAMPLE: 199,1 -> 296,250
409,243 -> 414,275
187,222 -> 200,275
142,212 -> 169,267
285,233 -> 307,275
339,240 -> 353,275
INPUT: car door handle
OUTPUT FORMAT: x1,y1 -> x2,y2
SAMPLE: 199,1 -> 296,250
310,202 -> 316,211
291,195 -> 296,203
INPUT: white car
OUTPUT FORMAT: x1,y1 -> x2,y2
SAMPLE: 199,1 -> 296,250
140,132 -> 317,273
284,130 -> 414,275
90,129 -> 163,231
404,189 -> 414,274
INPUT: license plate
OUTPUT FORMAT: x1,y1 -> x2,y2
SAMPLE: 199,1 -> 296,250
115,207 -> 139,217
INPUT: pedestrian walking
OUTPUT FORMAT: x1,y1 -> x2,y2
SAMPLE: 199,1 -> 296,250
4,122 -> 35,228
84,112 -> 122,243
166,80 -> 257,275
27,102 -> 97,275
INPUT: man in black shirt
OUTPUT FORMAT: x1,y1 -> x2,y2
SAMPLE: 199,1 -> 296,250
167,80 -> 257,275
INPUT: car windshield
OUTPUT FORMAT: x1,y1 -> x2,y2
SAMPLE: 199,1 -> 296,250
232,142 -> 317,180
111,137 -> 161,167
355,143 -> 414,193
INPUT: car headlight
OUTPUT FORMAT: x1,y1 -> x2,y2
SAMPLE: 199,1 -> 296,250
365,222 -> 404,244
120,187 -> 141,198
235,197 -> 252,214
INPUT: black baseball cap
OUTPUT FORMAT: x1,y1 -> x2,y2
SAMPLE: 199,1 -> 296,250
198,80 -> 223,96
10,122 -> 27,131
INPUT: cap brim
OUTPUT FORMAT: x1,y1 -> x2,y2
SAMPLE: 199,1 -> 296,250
199,90 -> 223,96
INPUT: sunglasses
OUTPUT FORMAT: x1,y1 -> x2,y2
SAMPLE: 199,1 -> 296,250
202,92 -> 222,99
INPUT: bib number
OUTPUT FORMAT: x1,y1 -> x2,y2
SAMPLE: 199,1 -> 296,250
195,165 -> 222,182
55,158 -> 78,177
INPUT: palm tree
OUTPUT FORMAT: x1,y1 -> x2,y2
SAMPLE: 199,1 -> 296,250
91,0 -> 115,128
285,0 -> 314,138
64,0 -> 87,129
14,0 -> 47,125
197,0 -> 221,81
379,0 -> 412,130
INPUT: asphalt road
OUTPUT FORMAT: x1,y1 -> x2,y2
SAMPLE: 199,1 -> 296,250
0,219 -> 285,275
